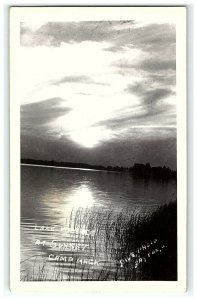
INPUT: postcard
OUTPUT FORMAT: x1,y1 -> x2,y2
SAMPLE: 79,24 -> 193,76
10,6 -> 187,293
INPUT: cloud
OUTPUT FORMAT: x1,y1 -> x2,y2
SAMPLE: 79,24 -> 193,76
51,75 -> 109,86
94,81 -> 176,134
138,59 -> 176,72
127,84 -> 174,105
148,73 -> 176,86
95,104 -> 176,133
105,23 -> 175,55
107,22 -> 176,94
20,21 -> 135,47
20,21 -> 175,55
115,59 -> 176,72
126,83 -> 176,123
128,23 -> 176,52
21,98 -> 71,136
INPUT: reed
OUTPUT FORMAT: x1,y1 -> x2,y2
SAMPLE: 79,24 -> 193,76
21,201 -> 177,281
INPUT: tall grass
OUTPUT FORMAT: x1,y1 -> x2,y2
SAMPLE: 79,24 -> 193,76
21,201 -> 177,281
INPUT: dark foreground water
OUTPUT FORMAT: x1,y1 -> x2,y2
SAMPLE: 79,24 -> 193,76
21,165 -> 177,281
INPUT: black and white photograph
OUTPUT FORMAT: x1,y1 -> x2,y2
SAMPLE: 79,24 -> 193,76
10,6 -> 187,292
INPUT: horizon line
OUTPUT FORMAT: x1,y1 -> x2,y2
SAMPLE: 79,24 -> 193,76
21,158 -> 177,172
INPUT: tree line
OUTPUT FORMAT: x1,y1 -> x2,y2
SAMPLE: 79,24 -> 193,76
21,158 -> 176,180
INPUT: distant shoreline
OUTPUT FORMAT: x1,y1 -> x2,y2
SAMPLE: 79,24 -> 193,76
21,163 -> 117,173
21,159 -> 177,180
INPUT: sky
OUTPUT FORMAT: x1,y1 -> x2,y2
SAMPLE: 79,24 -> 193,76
20,20 -> 177,169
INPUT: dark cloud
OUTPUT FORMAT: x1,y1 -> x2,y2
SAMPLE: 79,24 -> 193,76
20,21 -> 135,47
138,59 -> 176,72
95,104 -> 175,132
108,22 -> 176,95
94,81 -> 175,132
20,21 -> 175,56
115,59 -> 176,72
128,23 -> 176,53
105,23 -> 175,54
148,73 -> 176,86
21,98 -> 71,136
127,84 -> 174,105
127,83 -> 175,123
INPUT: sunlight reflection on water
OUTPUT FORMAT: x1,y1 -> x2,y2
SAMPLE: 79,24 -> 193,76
68,184 -> 95,208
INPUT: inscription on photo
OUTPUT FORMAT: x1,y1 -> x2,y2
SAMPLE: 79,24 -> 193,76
31,224 -> 168,272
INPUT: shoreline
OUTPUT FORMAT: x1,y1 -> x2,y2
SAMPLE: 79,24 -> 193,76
21,163 -> 118,173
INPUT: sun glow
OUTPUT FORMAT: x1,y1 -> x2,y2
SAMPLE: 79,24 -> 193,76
53,93 -> 139,148
70,127 -> 112,148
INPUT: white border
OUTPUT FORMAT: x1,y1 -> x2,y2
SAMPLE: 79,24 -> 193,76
9,6 -> 187,294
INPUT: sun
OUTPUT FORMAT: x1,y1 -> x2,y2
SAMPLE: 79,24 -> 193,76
69,127 -> 111,148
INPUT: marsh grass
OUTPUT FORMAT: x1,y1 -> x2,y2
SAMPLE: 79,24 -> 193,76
21,201 -> 177,281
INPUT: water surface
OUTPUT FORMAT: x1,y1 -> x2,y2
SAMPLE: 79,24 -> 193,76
21,165 -> 176,280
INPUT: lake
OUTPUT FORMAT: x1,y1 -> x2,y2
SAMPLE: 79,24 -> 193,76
20,164 -> 177,281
